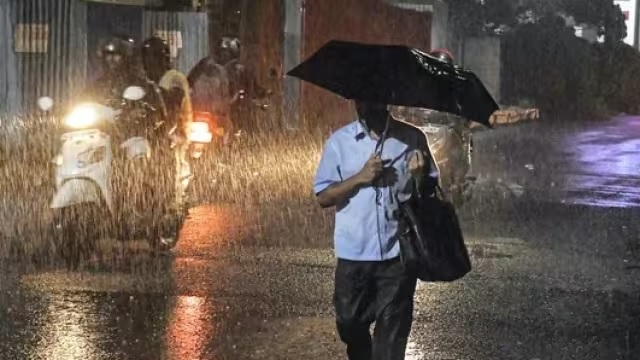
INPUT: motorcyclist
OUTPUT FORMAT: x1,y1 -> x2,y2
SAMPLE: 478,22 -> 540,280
84,35 -> 148,103
215,36 -> 270,132
187,54 -> 232,145
141,36 -> 193,213
141,36 -> 192,137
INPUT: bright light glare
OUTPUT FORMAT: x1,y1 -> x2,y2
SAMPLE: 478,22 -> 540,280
188,121 -> 213,143
65,104 -> 98,129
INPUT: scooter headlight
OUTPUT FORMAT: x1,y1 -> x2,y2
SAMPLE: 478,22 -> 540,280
64,104 -> 98,129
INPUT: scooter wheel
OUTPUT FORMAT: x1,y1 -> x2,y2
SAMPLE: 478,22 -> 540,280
51,205 -> 100,270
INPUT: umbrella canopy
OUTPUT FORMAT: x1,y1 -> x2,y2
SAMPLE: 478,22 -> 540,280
287,40 -> 499,127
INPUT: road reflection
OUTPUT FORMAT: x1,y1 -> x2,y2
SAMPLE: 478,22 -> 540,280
36,295 -> 98,360
564,116 -> 640,177
7,205 -> 248,360
166,295 -> 212,360
560,116 -> 640,207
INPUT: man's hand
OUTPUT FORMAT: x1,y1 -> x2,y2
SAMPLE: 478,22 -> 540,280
356,154 -> 384,185
408,150 -> 426,179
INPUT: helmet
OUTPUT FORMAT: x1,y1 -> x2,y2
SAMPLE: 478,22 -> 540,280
142,36 -> 171,67
430,48 -> 455,64
216,36 -> 241,62
98,35 -> 136,58
142,36 -> 171,81
217,37 -> 241,53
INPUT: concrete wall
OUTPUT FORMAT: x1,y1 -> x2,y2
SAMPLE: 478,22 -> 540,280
0,0 -> 20,118
463,36 -> 502,104
429,0 -> 449,50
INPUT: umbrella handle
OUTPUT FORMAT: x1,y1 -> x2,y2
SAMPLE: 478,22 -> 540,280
374,115 -> 391,156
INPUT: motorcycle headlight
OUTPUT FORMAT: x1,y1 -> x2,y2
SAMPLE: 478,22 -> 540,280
64,104 -> 98,129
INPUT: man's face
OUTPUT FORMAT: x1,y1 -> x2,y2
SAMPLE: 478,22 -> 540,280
356,101 -> 389,132
104,53 -> 123,71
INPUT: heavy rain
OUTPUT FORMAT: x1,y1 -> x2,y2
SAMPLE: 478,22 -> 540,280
0,0 -> 639,359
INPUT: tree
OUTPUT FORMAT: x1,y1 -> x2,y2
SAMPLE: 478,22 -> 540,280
563,0 -> 626,43
445,0 -> 626,42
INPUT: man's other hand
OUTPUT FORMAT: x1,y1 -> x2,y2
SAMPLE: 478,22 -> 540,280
408,150 -> 425,179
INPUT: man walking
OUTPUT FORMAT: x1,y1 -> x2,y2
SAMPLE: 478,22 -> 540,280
314,101 -> 438,360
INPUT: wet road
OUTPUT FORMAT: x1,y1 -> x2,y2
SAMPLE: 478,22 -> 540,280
473,116 -> 640,208
1,118 -> 640,359
1,204 -> 639,360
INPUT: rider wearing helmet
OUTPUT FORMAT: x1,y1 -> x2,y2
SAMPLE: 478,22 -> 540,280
85,34 -> 147,101
140,36 -> 193,215
215,36 -> 270,132
141,36 -> 192,135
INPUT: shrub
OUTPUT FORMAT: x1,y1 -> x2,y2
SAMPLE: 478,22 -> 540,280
502,16 -> 636,120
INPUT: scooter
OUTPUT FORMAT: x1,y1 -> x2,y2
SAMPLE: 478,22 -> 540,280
38,86 -> 213,268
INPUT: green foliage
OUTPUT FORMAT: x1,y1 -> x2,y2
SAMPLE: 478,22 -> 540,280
448,0 -> 634,119
597,44 -> 640,114
563,0 -> 627,42
503,15 -> 640,119
446,0 -> 626,42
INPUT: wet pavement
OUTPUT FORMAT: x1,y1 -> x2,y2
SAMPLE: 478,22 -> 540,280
472,116 -> 640,208
1,118 -> 640,359
1,203 -> 639,360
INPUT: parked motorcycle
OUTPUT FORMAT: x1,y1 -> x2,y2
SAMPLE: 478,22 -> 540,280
38,85 -> 212,268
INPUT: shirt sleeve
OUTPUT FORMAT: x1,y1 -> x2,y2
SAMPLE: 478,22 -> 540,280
313,138 -> 342,195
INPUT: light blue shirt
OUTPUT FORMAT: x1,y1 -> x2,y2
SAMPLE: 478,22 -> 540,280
314,120 -> 438,261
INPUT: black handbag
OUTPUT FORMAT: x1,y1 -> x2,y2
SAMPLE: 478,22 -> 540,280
399,183 -> 472,282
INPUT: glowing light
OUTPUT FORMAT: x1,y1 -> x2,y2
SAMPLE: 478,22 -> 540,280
65,104 -> 98,129
188,122 -> 213,143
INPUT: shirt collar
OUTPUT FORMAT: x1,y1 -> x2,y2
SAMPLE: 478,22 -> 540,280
352,118 -> 395,140
352,120 -> 366,139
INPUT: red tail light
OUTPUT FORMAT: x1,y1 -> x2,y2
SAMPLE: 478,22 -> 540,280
189,112 -> 214,144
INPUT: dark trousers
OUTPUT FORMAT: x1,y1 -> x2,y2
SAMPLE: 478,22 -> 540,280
334,257 -> 418,360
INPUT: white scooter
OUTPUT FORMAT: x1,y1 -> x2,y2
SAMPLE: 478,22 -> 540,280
38,86 -> 212,268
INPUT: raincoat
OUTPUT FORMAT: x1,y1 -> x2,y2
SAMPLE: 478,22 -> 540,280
158,69 -> 193,133
189,57 -> 231,118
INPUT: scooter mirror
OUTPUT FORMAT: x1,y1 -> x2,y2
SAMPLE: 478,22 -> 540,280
123,86 -> 146,101
37,97 -> 54,112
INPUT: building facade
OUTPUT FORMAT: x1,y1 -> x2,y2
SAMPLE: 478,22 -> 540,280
277,0 -> 441,129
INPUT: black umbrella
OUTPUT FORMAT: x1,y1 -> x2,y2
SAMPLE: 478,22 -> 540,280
287,40 -> 499,127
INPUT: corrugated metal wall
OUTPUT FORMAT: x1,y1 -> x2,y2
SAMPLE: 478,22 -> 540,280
15,0 -> 88,114
0,0 -> 20,117
0,0 -> 87,116
0,0 -> 209,119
